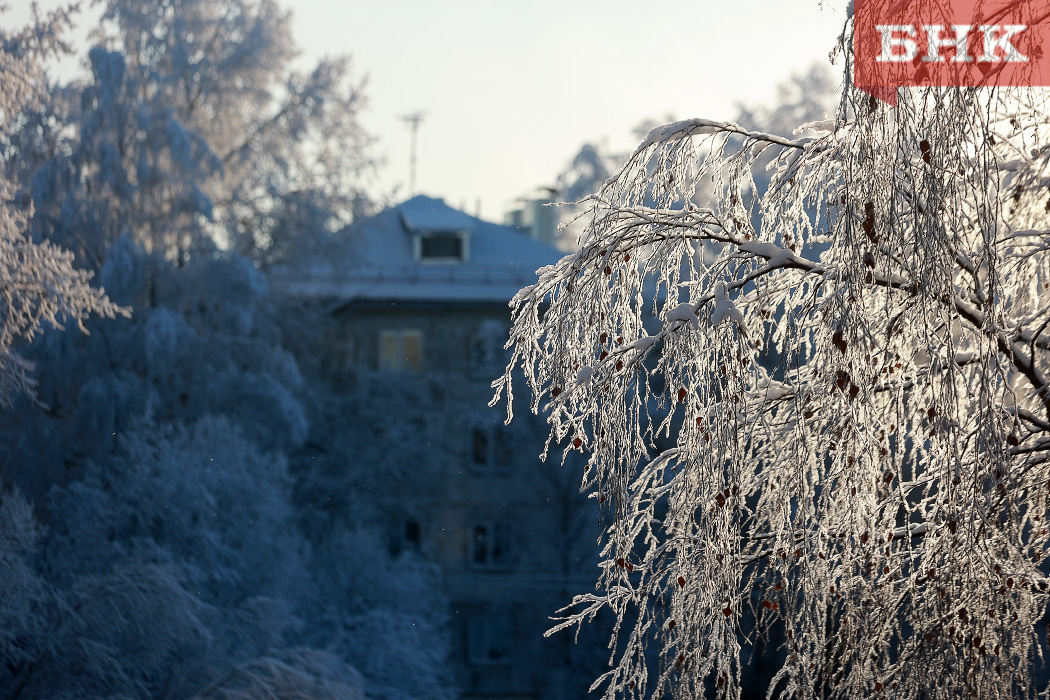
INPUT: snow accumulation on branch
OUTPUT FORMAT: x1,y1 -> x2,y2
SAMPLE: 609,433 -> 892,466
0,15 -> 127,407
493,53 -> 1050,700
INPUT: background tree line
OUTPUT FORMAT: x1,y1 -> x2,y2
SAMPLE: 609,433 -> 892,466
0,3 -> 451,699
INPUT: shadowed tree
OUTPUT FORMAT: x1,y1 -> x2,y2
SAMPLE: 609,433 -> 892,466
0,8 -> 453,700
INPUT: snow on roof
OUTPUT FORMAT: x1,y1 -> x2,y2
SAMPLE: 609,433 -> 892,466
271,195 -> 564,304
398,197 -> 475,232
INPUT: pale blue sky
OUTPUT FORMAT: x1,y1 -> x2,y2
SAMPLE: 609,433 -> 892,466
9,0 -> 847,221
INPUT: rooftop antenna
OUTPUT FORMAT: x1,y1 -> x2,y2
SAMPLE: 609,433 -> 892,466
400,112 -> 426,196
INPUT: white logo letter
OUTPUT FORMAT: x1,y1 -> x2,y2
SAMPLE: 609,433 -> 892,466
922,24 -> 973,62
876,25 -> 919,62
979,25 -> 1028,62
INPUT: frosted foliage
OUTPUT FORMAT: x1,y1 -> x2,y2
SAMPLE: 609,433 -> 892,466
0,212 -> 121,404
552,143 -> 628,252
336,608 -> 453,700
93,0 -> 377,262
9,415 -> 454,700
11,241 -> 308,468
559,143 -> 621,205
27,44 -> 221,268
47,416 -> 309,605
495,50 -> 1050,700
736,64 -> 839,139
0,486 -> 50,670
190,649 -> 366,700
0,13 -> 125,406
8,564 -> 213,700
17,0 -> 373,268
310,529 -> 455,700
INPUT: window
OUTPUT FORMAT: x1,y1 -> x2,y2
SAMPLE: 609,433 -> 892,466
470,425 -> 512,471
404,520 -> 421,549
415,232 -> 468,262
470,523 -> 513,569
388,518 -> 423,557
378,330 -> 423,372
467,613 -> 514,665
420,234 -> 463,260
472,428 -> 490,466
470,320 -> 509,379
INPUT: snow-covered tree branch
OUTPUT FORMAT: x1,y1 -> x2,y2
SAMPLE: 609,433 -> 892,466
496,23 -> 1050,700
0,9 -> 125,406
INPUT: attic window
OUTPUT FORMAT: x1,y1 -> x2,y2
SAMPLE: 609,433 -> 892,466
416,232 -> 467,262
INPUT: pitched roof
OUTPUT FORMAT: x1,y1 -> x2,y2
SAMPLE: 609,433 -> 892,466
271,195 -> 564,304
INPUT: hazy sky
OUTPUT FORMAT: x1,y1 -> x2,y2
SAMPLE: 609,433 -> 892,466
10,0 -> 847,221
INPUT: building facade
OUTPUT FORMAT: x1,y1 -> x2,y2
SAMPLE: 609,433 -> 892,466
272,196 -> 604,700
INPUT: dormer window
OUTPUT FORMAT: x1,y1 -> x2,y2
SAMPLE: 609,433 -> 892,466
417,232 -> 466,261
399,199 -> 473,263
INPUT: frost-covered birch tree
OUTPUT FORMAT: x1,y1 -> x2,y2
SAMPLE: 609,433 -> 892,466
0,9 -> 124,405
496,18 -> 1050,700
20,0 -> 375,268
93,0 -> 377,262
